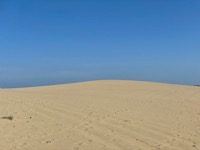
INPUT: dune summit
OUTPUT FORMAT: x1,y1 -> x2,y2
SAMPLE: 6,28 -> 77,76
0,80 -> 200,150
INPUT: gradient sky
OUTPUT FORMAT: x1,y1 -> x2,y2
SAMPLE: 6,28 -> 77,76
0,0 -> 200,87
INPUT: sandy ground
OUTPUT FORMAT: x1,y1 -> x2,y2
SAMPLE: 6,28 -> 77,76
0,80 -> 200,150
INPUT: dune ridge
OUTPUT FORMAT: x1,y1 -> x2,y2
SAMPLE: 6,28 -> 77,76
0,80 -> 200,150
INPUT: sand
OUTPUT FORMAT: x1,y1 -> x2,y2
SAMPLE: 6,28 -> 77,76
0,80 -> 200,150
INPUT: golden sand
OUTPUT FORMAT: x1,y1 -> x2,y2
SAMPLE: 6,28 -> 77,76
0,80 -> 199,150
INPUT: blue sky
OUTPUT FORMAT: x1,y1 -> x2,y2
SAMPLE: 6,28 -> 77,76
0,0 -> 200,87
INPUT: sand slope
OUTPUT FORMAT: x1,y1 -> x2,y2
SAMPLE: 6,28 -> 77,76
0,80 -> 200,150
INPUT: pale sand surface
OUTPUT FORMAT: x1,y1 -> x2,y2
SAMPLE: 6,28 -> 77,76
0,80 -> 200,150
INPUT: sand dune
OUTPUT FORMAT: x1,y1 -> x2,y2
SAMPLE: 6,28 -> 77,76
0,80 -> 200,150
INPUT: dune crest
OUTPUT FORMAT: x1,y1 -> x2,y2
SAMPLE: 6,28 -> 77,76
0,80 -> 200,150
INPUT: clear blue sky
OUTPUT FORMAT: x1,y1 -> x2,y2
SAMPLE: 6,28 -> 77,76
0,0 -> 200,87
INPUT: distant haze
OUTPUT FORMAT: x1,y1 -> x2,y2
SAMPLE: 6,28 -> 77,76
0,1 -> 200,88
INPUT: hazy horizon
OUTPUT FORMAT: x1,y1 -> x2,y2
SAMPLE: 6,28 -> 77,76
1,0 -> 200,88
